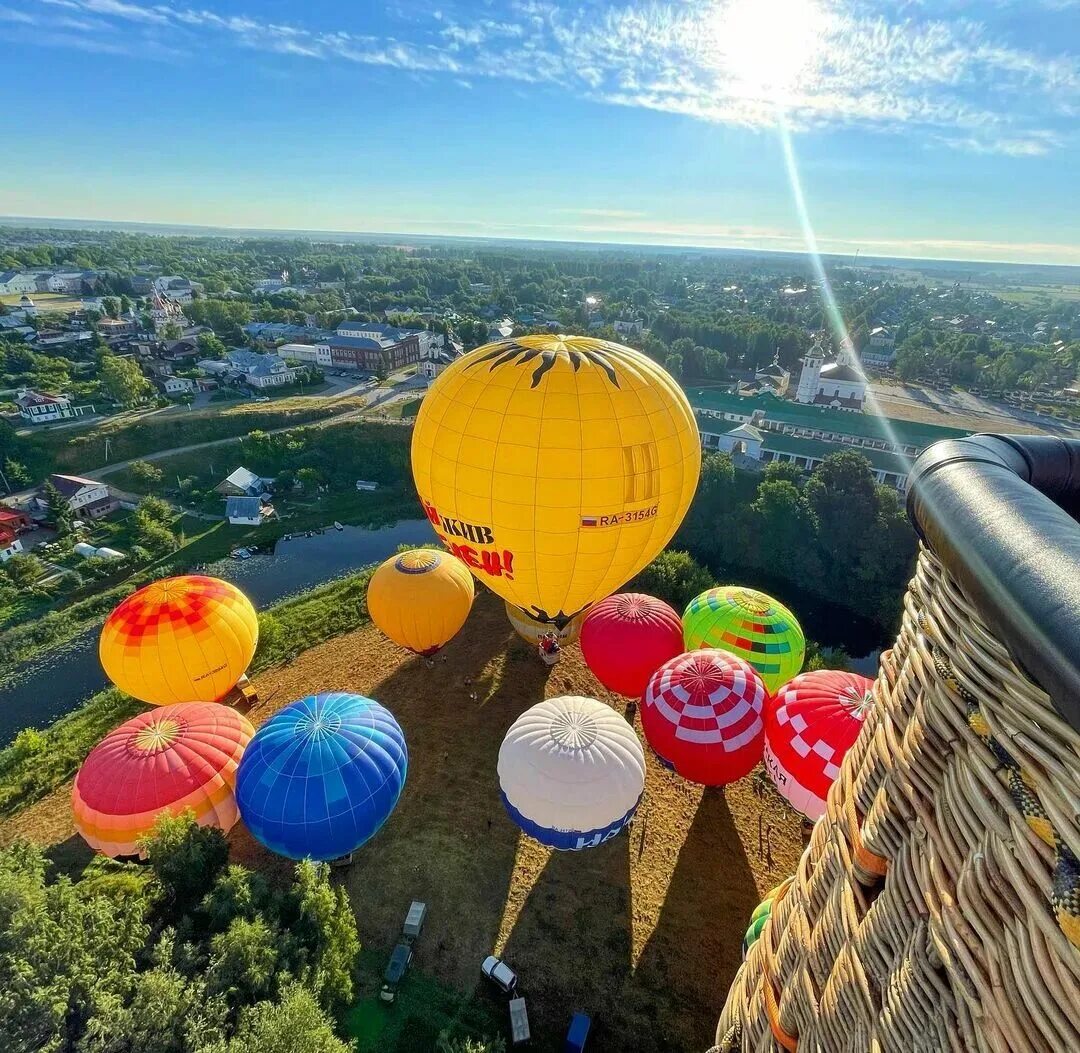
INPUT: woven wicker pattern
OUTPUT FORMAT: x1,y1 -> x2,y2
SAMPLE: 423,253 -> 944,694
714,546 -> 1080,1053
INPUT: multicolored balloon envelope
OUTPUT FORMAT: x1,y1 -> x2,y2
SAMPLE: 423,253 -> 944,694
366,548 -> 475,655
580,592 -> 684,698
73,703 -> 254,858
235,692 -> 407,861
642,649 -> 766,785
764,670 -> 875,819
682,586 -> 805,694
411,335 -> 701,628
99,575 -> 259,705
498,696 -> 645,851
505,601 -> 582,646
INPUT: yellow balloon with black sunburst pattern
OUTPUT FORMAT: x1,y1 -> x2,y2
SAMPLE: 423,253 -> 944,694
411,335 -> 700,627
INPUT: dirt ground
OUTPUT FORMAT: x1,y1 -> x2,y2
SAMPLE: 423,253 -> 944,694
2,592 -> 805,1051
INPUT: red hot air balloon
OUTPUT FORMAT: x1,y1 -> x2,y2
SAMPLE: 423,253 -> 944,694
73,703 -> 253,858
764,670 -> 874,820
642,649 -> 767,785
580,593 -> 685,698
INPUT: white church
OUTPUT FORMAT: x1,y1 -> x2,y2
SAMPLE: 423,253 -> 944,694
793,337 -> 867,412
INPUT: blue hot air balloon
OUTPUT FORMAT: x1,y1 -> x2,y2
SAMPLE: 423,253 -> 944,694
236,692 -> 407,861
498,696 -> 646,851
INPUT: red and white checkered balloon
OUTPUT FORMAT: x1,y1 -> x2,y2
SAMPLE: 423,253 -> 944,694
764,670 -> 875,820
642,649 -> 766,786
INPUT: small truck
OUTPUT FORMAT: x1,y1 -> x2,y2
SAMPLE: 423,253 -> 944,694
380,901 -> 427,1003
509,996 -> 531,1045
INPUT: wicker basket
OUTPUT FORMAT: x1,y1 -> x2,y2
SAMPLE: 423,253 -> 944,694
713,544 -> 1080,1052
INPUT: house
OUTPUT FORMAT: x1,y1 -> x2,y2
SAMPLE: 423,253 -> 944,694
33,329 -> 95,349
862,326 -> 897,368
0,506 -> 32,534
47,475 -> 118,519
739,358 -> 791,398
793,339 -> 867,412
0,526 -> 22,563
153,276 -> 196,304
159,376 -> 195,397
277,342 -> 332,367
242,322 -> 335,345
16,389 -> 89,425
216,466 -> 270,498
162,339 -> 202,362
224,349 -> 298,389
225,496 -> 268,526
329,321 -> 425,373
98,317 -> 140,341
613,319 -> 644,338
419,351 -> 458,382
486,319 -> 514,343
0,270 -> 39,295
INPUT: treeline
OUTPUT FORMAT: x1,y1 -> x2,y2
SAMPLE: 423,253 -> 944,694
675,450 -> 917,631
0,815 -> 358,1053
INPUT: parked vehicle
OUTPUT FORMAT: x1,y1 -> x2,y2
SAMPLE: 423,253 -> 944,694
380,943 -> 413,1003
403,900 -> 427,939
509,996 -> 530,1045
566,1011 -> 592,1051
481,954 -> 518,994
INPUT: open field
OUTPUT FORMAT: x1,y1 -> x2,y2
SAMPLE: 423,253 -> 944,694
0,291 -> 84,312
2,591 -> 804,1051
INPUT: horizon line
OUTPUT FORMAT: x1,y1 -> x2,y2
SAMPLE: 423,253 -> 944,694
2,213 -> 1078,272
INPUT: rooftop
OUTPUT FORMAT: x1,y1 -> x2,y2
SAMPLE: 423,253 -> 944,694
225,496 -> 263,518
762,432 -> 911,476
688,389 -> 970,449
49,474 -> 101,497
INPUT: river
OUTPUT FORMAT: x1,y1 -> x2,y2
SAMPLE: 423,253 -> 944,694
0,522 -> 890,745
0,520 -> 438,745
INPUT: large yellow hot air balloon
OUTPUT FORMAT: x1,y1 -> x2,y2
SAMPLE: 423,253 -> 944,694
412,335 -> 700,626
99,575 -> 258,706
367,548 -> 475,655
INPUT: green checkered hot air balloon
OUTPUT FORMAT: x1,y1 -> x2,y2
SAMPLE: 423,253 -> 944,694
682,586 -> 805,694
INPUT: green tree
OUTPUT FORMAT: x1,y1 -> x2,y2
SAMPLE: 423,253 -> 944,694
129,460 -> 164,490
631,549 -> 713,610
140,811 -> 229,913
42,479 -> 74,534
224,984 -> 351,1053
136,495 -> 174,525
296,468 -> 321,493
2,552 -> 44,588
119,294 -> 133,315
101,296 -> 120,319
100,356 -> 152,407
207,918 -> 279,1006
761,459 -> 804,486
750,480 -> 819,580
197,332 -> 228,359
664,352 -> 683,380
437,1035 -> 506,1053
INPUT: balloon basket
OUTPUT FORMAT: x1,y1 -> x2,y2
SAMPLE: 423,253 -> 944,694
224,675 -> 258,713
329,852 -> 355,869
539,650 -> 561,668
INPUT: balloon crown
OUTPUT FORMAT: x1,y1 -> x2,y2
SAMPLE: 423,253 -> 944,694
468,335 -> 622,389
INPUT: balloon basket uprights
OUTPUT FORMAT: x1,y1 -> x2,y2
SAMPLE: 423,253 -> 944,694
222,674 -> 258,714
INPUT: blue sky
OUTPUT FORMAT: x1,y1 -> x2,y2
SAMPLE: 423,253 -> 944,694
1,0 -> 1078,264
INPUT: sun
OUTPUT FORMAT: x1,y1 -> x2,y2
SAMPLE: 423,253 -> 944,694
702,0 -> 828,104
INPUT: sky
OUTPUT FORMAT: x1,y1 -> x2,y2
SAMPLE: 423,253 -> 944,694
1,0 -> 1079,265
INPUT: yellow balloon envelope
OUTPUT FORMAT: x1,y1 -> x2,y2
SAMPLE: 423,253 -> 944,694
505,601 -> 583,646
367,548 -> 475,655
99,575 -> 259,706
412,335 -> 700,626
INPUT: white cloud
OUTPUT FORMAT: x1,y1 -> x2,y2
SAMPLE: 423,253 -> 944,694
6,0 -> 1077,156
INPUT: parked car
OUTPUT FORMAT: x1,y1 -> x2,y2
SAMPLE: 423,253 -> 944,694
254,395 -> 271,402
380,943 -> 413,1003
481,954 -> 518,994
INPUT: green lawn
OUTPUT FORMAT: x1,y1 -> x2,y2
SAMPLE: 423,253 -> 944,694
343,949 -> 503,1053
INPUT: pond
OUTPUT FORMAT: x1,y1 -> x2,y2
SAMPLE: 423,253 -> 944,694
0,519 -> 438,745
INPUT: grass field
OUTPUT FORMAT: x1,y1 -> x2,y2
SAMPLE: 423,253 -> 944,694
0,291 -> 84,312
1,591 -> 804,1051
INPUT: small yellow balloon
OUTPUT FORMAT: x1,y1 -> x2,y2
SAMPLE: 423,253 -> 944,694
99,575 -> 259,706
367,548 -> 475,655
411,335 -> 700,626
505,601 -> 583,646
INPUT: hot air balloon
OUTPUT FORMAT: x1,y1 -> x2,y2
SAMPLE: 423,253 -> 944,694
764,670 -> 875,820
99,575 -> 258,706
743,879 -> 791,957
235,692 -> 407,861
580,592 -> 684,698
411,335 -> 700,628
682,586 -> 805,694
367,548 -> 474,655
505,601 -> 582,646
498,696 -> 645,851
642,649 -> 766,785
73,703 -> 253,858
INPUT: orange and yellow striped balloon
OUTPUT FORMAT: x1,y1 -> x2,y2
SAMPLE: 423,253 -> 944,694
99,575 -> 259,705
73,703 -> 254,857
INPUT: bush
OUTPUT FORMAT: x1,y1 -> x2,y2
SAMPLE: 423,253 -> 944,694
630,550 -> 714,612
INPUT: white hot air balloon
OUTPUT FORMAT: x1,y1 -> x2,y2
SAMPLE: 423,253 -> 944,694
497,696 -> 646,851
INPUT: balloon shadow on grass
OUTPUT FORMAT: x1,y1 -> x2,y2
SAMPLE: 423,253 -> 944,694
626,788 -> 758,1052
500,831 -> 634,1049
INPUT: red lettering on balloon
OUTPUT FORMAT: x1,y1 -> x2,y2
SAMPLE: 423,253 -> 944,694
422,500 -> 441,527
503,550 -> 514,579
